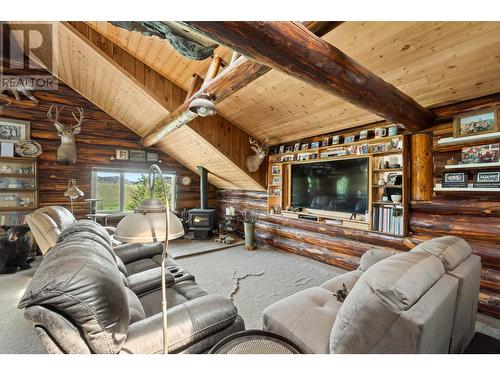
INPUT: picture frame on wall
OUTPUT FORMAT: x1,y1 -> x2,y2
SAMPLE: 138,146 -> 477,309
331,135 -> 341,145
300,143 -> 309,150
461,144 -> 499,164
310,141 -> 320,149
278,145 -> 285,154
473,171 -> 500,188
453,108 -> 498,138
271,165 -> 281,175
146,151 -> 159,162
321,137 -> 330,147
442,172 -> 468,188
359,129 -> 368,140
272,176 -> 281,185
116,148 -> 129,160
0,118 -> 30,143
129,149 -> 147,162
344,135 -> 356,143
269,188 -> 281,197
293,143 -> 301,151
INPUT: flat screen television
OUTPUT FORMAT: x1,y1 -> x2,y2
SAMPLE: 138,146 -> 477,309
291,157 -> 369,214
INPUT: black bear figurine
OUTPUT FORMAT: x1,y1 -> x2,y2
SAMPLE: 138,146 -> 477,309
0,225 -> 33,274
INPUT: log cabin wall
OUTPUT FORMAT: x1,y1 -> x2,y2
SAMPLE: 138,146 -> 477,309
0,68 -> 215,220
217,93 -> 500,318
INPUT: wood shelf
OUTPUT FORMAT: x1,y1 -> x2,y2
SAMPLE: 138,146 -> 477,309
373,202 -> 404,207
373,185 -> 402,188
444,162 -> 500,169
437,131 -> 500,145
373,168 -> 402,172
434,183 -> 500,192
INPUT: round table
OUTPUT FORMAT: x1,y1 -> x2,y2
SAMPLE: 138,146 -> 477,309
209,329 -> 303,354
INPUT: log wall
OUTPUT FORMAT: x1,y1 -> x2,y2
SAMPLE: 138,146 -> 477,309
217,94 -> 500,319
0,68 -> 214,220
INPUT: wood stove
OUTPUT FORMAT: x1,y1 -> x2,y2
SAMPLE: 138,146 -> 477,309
188,166 -> 216,240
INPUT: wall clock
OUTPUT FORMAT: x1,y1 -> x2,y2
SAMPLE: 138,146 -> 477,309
181,176 -> 192,186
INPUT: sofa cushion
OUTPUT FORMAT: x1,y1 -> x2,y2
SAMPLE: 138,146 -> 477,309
263,287 -> 343,353
330,252 -> 445,353
37,206 -> 76,230
18,233 -> 129,354
126,288 -> 146,324
358,248 -> 398,271
57,219 -> 113,251
410,236 -> 472,271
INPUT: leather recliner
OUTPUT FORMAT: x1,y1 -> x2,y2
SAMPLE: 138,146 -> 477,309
25,205 -> 165,275
262,236 -> 480,354
18,220 -> 245,354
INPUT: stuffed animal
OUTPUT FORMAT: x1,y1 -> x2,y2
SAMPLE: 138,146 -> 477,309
0,225 -> 34,274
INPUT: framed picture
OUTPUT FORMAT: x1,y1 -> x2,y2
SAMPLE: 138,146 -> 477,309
344,135 -> 356,143
146,151 -> 159,162
294,143 -> 301,151
359,129 -> 368,140
269,188 -> 281,197
321,137 -> 330,147
442,172 -> 468,187
332,135 -> 341,145
473,171 -> 500,188
389,137 -> 401,150
301,143 -> 309,150
0,118 -> 30,143
371,144 -> 386,153
272,176 -> 281,185
310,141 -> 320,149
279,145 -> 285,154
271,165 -> 281,175
453,109 -> 498,137
461,144 -> 499,164
285,146 -> 294,153
0,142 -> 14,157
116,149 -> 129,160
129,149 -> 146,162
358,144 -> 369,154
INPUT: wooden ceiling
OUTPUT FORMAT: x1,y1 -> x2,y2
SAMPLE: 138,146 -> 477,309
8,22 -> 265,190
88,21 -> 500,145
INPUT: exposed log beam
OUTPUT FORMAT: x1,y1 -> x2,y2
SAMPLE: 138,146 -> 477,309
140,21 -> 342,147
182,21 -> 435,133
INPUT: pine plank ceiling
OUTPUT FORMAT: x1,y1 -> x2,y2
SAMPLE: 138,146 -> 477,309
87,21 -> 500,145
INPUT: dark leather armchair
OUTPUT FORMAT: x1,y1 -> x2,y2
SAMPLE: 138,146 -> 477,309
18,221 -> 245,353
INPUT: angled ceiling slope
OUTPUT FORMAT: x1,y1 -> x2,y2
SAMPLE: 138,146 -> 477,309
7,21 -> 265,191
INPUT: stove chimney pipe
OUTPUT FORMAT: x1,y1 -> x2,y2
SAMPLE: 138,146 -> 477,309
197,166 -> 208,209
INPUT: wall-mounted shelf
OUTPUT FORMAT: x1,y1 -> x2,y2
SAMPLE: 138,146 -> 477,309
434,183 -> 500,192
373,168 -> 402,172
437,131 -> 500,145
444,162 -> 500,169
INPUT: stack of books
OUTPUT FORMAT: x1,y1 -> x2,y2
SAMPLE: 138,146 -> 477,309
372,206 -> 403,235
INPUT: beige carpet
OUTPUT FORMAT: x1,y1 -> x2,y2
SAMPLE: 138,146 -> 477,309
168,236 -> 244,259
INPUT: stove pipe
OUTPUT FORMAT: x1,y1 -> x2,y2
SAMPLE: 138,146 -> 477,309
197,166 -> 208,209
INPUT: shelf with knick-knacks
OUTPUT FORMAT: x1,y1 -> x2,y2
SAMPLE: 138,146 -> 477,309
0,157 -> 38,225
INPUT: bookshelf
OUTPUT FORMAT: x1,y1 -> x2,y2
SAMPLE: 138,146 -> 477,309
0,157 -> 38,226
267,134 -> 408,237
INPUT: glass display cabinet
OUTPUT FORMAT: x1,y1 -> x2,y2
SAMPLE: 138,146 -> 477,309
0,157 -> 38,226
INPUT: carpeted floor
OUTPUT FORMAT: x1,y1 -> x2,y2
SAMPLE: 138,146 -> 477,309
1,242 -> 499,354
168,236 -> 244,259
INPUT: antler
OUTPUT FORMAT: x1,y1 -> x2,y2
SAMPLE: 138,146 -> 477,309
47,105 -> 65,123
71,107 -> 84,128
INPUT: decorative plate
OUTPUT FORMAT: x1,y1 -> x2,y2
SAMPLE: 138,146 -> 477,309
15,139 -> 42,157
181,176 -> 192,186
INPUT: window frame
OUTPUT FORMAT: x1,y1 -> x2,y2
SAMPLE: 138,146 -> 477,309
91,167 -> 176,214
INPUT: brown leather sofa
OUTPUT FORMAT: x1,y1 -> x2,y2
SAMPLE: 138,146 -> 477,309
18,220 -> 245,353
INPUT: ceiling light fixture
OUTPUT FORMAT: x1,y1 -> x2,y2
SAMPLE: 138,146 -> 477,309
188,93 -> 216,117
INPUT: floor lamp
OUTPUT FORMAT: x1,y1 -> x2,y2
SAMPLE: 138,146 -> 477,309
114,164 -> 184,354
64,178 -> 84,214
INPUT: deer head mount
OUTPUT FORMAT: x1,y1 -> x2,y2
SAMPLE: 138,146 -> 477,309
246,137 -> 269,173
47,105 -> 84,165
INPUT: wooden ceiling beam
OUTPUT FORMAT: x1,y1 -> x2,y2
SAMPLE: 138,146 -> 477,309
181,21 -> 435,133
141,21 -> 342,147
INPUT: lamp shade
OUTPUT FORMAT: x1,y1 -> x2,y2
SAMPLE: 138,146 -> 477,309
114,197 -> 184,243
64,179 -> 84,200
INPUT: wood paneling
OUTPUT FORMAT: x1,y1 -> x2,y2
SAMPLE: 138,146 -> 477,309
217,22 -> 500,144
68,21 -> 266,191
0,67 -> 213,219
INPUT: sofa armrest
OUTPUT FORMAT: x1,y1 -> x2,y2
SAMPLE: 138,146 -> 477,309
103,226 -> 116,235
121,295 -> 239,354
127,268 -> 173,296
358,248 -> 398,271
113,242 -> 163,264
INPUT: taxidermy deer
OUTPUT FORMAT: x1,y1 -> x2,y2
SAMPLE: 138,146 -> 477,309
47,105 -> 84,165
246,138 -> 268,173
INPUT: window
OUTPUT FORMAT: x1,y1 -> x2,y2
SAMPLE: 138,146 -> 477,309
92,168 -> 176,213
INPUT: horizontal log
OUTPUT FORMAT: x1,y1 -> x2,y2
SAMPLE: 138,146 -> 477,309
478,289 -> 500,318
432,93 -> 500,120
410,212 -> 500,242
411,199 -> 500,217
481,268 -> 500,293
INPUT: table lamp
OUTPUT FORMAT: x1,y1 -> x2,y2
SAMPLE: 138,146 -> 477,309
64,178 -> 84,214
114,164 -> 184,354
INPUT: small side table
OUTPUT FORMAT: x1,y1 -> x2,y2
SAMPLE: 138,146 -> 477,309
86,213 -> 111,226
84,198 -> 101,215
209,330 -> 303,354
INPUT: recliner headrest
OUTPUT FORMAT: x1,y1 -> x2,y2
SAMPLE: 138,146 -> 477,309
410,236 -> 472,271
